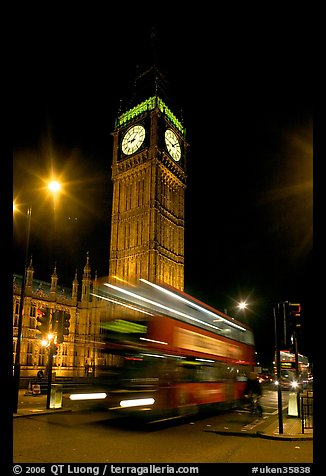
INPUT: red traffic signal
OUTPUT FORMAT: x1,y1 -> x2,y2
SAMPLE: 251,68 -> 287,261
289,303 -> 301,317
288,302 -> 301,328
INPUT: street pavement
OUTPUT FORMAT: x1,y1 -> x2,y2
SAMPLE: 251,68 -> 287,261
13,388 -> 313,441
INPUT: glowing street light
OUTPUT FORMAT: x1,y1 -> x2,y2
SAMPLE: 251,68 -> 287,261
48,180 -> 61,194
238,301 -> 248,311
41,333 -> 55,347
223,299 -> 250,318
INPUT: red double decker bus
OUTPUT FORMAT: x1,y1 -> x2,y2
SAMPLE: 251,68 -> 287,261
94,279 -> 256,421
274,350 -> 310,390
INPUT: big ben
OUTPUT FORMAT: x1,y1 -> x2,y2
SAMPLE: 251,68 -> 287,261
108,67 -> 188,291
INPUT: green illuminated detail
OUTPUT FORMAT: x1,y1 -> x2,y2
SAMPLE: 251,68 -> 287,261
116,96 -> 186,136
102,319 -> 147,334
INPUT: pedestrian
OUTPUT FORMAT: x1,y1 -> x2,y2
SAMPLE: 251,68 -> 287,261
244,372 -> 263,398
37,370 -> 44,379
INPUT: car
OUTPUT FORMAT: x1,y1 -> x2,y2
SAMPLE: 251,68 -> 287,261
258,373 -> 273,384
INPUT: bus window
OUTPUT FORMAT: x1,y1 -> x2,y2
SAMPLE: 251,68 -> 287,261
178,362 -> 199,382
197,365 -> 215,382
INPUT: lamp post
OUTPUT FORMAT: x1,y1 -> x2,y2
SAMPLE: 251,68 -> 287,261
13,178 -> 62,413
274,303 -> 284,434
41,332 -> 57,409
13,207 -> 32,414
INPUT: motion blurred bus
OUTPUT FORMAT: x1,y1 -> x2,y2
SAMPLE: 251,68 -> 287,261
93,279 -> 256,421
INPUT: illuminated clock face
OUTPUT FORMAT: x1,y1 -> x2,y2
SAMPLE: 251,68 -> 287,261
165,129 -> 181,161
121,125 -> 146,155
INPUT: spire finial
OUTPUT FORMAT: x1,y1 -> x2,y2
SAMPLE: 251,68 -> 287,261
150,25 -> 157,67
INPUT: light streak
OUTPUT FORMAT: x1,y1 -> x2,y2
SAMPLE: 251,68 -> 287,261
91,292 -> 153,316
140,279 -> 246,331
140,337 -> 168,345
104,283 -> 225,332
119,398 -> 155,408
69,393 -> 107,400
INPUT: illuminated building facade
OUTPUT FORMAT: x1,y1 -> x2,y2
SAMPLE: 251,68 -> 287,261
12,255 -> 103,378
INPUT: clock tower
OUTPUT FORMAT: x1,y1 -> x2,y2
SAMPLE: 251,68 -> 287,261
108,67 -> 188,291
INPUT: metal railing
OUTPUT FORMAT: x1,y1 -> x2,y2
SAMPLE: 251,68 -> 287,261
301,390 -> 313,433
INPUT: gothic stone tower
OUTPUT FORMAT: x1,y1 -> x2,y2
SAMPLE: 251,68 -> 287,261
109,73 -> 188,291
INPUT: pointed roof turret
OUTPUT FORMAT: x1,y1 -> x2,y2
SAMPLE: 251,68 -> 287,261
81,252 -> 91,303
72,269 -> 78,300
26,256 -> 34,287
50,263 -> 58,294
83,251 -> 91,278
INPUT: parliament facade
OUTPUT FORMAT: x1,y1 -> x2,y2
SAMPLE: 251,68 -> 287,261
12,255 -> 113,378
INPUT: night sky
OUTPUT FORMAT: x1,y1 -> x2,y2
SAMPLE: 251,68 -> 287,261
13,11 -> 313,369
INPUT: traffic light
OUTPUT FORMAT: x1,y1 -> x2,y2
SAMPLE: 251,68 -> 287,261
63,311 -> 71,335
56,311 -> 64,344
36,307 -> 50,335
57,311 -> 71,343
50,342 -> 58,356
51,310 -> 60,333
288,303 -> 301,330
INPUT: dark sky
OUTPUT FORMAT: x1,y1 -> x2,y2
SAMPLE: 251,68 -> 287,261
13,11 -> 313,368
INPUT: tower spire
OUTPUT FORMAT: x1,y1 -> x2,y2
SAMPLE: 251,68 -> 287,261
150,25 -> 157,68
81,252 -> 91,302
123,26 -> 171,111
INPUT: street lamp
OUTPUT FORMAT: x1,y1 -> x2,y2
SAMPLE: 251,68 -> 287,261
223,300 -> 249,318
235,300 -> 250,326
41,332 -> 58,409
237,301 -> 248,311
13,179 -> 62,413
48,180 -> 61,194
13,206 -> 32,413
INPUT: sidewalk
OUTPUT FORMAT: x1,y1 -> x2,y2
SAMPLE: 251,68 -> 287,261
13,390 -> 313,440
204,413 -> 313,441
257,414 -> 313,440
13,389 -> 96,417
204,410 -> 313,441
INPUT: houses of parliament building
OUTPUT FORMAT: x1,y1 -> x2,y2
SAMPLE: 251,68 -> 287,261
13,67 -> 189,379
